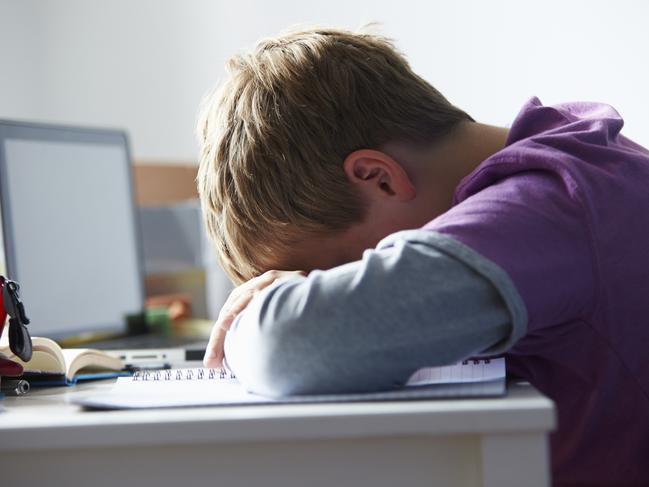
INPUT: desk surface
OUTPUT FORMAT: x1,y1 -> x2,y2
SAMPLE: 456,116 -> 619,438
0,378 -> 556,487
0,378 -> 554,451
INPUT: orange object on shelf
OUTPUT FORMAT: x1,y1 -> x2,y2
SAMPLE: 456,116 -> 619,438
145,293 -> 192,321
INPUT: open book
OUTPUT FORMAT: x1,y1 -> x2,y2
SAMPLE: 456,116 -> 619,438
0,335 -> 126,385
73,358 -> 506,410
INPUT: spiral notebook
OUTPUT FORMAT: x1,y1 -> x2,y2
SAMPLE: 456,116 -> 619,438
72,358 -> 506,410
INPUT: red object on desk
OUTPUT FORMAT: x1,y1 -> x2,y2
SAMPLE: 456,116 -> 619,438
0,287 -> 5,336
0,357 -> 23,376
0,278 -> 24,377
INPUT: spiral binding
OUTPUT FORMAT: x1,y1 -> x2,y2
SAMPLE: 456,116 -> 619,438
131,359 -> 500,383
461,358 -> 491,365
132,368 -> 237,381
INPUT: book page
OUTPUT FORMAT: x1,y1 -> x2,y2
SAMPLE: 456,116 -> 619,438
61,348 -> 124,381
0,335 -> 65,374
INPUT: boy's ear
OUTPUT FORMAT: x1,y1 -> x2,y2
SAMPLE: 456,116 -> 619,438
343,149 -> 416,202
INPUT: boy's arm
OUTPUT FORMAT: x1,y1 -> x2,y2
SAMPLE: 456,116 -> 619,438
222,230 -> 527,397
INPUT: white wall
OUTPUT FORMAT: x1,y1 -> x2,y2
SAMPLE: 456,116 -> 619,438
1,0 -> 648,162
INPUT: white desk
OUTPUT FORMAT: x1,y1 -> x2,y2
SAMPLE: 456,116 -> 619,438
0,380 -> 554,487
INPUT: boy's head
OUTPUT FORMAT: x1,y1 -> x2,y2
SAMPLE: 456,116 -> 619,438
197,27 -> 472,284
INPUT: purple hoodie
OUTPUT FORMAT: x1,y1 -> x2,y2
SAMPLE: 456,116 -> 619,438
426,97 -> 649,486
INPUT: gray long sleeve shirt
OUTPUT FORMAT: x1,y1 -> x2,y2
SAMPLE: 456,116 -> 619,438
224,230 -> 528,397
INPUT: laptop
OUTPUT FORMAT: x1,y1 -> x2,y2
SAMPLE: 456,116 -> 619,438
0,120 -> 207,366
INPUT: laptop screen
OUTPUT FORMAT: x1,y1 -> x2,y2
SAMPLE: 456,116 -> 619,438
0,122 -> 144,338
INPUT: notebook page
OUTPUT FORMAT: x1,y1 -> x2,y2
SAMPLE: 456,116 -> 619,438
120,358 -> 504,387
405,358 -> 505,386
110,367 -> 268,406
113,359 -> 504,397
118,358 -> 505,386
73,358 -> 506,409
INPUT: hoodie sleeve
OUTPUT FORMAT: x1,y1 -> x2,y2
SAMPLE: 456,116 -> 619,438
223,230 -> 527,397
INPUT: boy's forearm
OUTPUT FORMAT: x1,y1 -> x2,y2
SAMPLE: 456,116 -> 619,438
224,231 -> 527,397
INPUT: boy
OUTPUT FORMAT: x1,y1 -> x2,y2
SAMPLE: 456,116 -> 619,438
197,28 -> 649,486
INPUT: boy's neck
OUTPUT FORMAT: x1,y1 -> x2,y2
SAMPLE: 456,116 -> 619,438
439,121 -> 510,189
385,122 -> 509,215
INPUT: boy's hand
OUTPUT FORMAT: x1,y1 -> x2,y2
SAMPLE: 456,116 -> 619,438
203,270 -> 305,369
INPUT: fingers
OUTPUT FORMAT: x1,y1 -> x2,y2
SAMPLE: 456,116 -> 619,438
202,269 -> 306,368
203,324 -> 227,368
202,295 -> 258,368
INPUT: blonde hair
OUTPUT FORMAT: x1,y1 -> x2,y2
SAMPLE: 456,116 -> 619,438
197,27 -> 472,284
